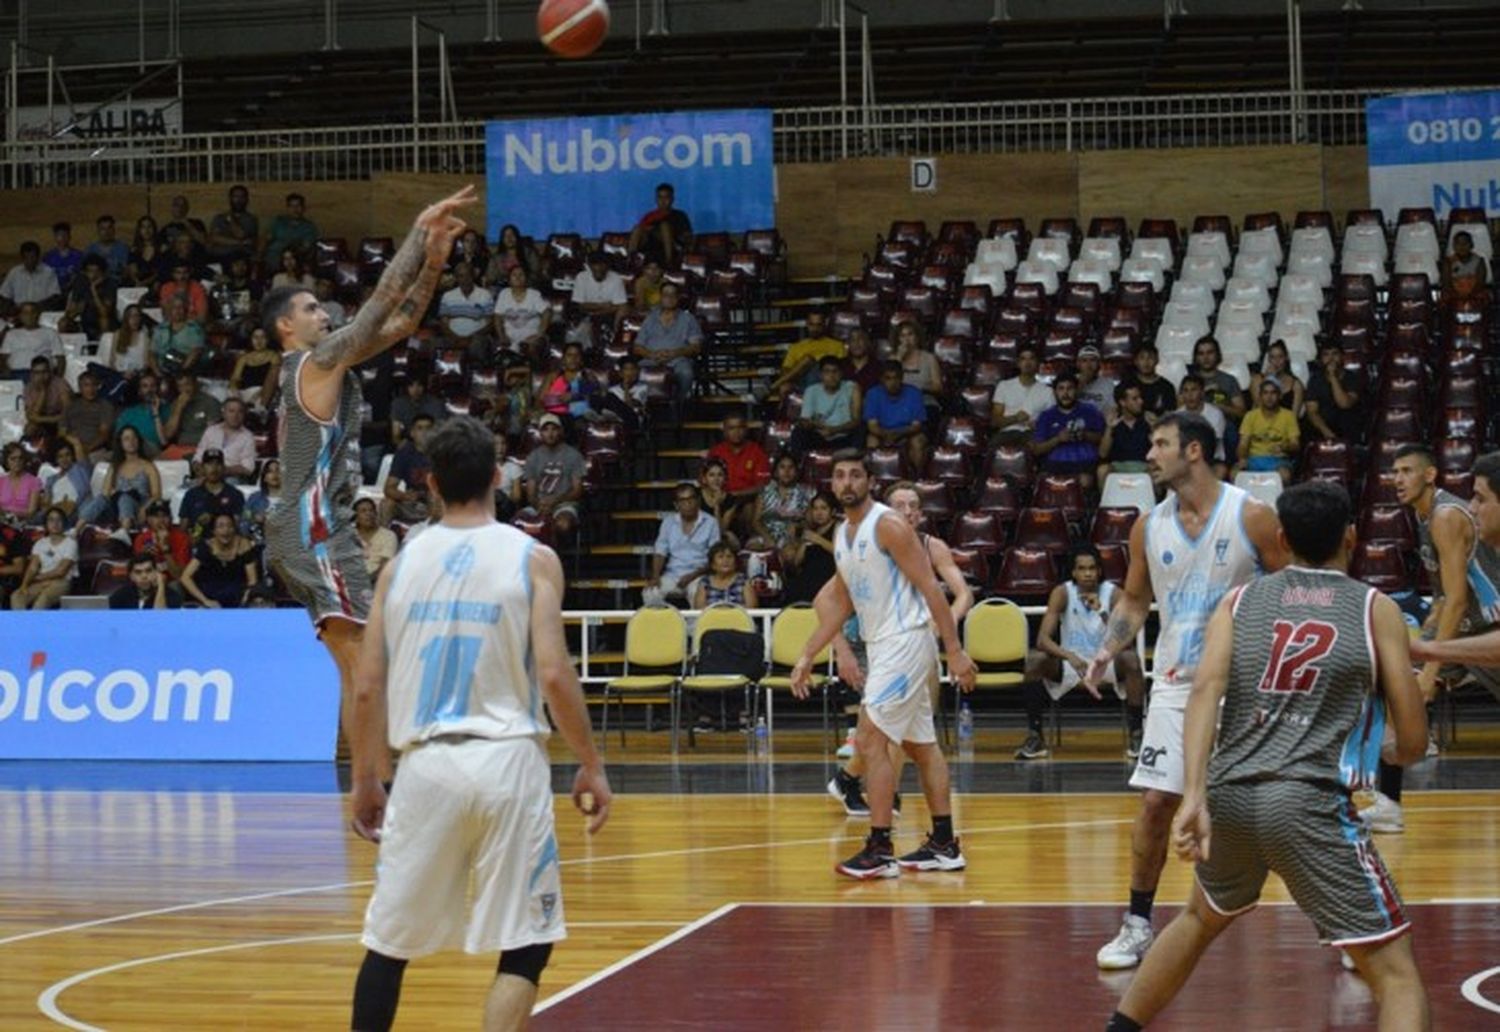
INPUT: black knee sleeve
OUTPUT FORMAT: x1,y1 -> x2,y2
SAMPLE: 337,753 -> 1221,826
497,942 -> 553,987
352,950 -> 407,1032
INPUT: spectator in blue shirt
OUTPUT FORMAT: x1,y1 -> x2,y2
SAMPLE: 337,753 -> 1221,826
1031,370 -> 1106,489
864,360 -> 929,472
85,215 -> 130,280
43,222 -> 84,293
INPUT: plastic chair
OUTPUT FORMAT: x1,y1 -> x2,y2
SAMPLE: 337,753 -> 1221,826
758,602 -> 833,743
680,603 -> 761,744
602,605 -> 687,751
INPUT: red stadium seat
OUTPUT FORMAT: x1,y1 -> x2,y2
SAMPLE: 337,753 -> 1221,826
1357,506 -> 1417,550
1031,474 -> 1089,526
1350,541 -> 1411,593
1088,216 -> 1129,241
992,547 -> 1059,603
1096,543 -> 1129,586
947,547 -> 990,587
971,476 -> 1024,525
912,480 -> 957,523
987,445 -> 1035,488
1091,507 -> 1139,547
923,446 -> 971,488
1014,507 -> 1072,555
952,510 -> 1004,555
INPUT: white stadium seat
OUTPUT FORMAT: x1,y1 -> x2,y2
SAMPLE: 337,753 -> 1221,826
1154,323 -> 1200,364
1129,237 -> 1175,271
1285,251 -> 1333,289
1078,236 -> 1123,272
975,236 -> 1019,271
1067,258 -> 1114,293
1119,257 -> 1166,292
1392,250 -> 1440,285
1340,251 -> 1388,287
1100,473 -> 1156,514
1239,226 -> 1284,267
1186,230 -> 1231,270
1276,271 -> 1326,310
1222,276 -> 1271,314
1342,223 -> 1388,263
1169,279 -> 1216,320
1235,471 -> 1283,506
1027,237 -> 1072,272
1394,221 -> 1440,263
1232,251 -> 1278,288
1288,226 -> 1335,265
1217,324 -> 1263,365
1014,259 -> 1059,295
1161,301 -> 1211,339
1179,255 -> 1226,291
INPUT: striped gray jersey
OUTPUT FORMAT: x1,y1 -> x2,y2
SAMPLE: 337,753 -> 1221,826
266,350 -> 365,557
1208,566 -> 1382,793
1417,488 -> 1500,633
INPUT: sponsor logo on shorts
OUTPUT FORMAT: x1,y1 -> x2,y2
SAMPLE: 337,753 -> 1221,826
1139,745 -> 1168,769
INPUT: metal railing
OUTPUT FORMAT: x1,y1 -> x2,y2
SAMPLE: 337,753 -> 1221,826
0,86 -> 1470,189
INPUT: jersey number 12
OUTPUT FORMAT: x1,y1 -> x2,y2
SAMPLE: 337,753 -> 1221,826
1256,619 -> 1337,695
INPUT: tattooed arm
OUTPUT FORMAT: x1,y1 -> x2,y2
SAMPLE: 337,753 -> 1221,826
1084,514 -> 1154,690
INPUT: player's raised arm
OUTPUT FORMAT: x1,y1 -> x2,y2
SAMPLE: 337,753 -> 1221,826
1242,496 -> 1290,572
1087,514 -> 1152,688
791,574 -> 855,698
877,513 -> 976,691
1371,591 -> 1430,766
349,559 -> 397,842
530,543 -> 611,833
1173,589 -> 1238,862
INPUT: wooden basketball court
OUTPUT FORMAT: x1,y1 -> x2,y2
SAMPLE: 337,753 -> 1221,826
2,732 -> 1498,1029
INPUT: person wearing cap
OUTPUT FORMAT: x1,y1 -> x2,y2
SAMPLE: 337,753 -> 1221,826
1235,377 -> 1300,484
1075,345 -> 1118,420
567,251 -> 628,347
523,413 -> 586,539
193,396 -> 258,482
179,448 -> 245,538
132,497 -> 193,581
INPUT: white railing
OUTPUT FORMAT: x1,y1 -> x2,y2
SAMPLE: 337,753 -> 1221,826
0,85 -> 1462,189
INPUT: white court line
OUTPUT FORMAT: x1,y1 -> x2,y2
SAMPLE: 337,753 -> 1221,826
1461,966 -> 1500,1016
532,903 -> 739,1014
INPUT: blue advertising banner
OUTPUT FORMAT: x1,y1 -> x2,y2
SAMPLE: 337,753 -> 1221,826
485,108 -> 775,240
1366,89 -> 1500,219
0,611 -> 340,760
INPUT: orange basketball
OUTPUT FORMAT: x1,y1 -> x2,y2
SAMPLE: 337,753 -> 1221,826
537,0 -> 610,59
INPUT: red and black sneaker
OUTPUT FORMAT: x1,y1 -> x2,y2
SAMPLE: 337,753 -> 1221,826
836,835 -> 899,880
896,835 -> 966,871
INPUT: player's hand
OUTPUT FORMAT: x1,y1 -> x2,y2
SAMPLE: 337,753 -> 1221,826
1416,664 -> 1440,704
416,184 -> 478,230
350,776 -> 388,844
834,641 -> 865,690
947,648 -> 978,694
1084,648 -> 1113,695
572,764 -> 612,834
1172,795 -> 1212,863
789,655 -> 815,699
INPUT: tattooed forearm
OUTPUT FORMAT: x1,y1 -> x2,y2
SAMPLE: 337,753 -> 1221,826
1101,612 -> 1142,658
310,226 -> 429,369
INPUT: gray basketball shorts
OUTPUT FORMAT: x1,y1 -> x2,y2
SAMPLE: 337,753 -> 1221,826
267,522 -> 372,628
1195,780 -> 1410,947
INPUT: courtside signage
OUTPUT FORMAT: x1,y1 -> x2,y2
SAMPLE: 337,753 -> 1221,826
1366,89 -> 1500,219
0,611 -> 339,760
485,108 -> 774,239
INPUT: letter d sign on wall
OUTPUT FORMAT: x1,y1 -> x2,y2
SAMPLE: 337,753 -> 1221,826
911,157 -> 938,193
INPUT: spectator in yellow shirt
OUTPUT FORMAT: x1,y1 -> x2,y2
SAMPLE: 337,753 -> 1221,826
1236,378 -> 1300,483
760,309 -> 845,402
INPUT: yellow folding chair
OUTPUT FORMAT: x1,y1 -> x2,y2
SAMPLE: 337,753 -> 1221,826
680,603 -> 760,744
958,597 -> 1028,743
758,603 -> 833,743
602,605 -> 687,752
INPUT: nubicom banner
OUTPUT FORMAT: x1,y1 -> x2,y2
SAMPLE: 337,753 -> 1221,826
485,108 -> 774,240
1366,89 -> 1500,221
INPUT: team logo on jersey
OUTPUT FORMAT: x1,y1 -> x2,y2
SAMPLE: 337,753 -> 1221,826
1161,550 -> 1174,566
443,542 -> 477,580
1214,538 -> 1230,566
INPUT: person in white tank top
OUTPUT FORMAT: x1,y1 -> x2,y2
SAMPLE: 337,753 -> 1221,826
791,452 -> 977,880
1084,412 -> 1287,972
346,415 -> 611,1031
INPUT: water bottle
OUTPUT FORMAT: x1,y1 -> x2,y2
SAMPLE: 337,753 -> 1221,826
754,716 -> 770,757
957,702 -> 974,760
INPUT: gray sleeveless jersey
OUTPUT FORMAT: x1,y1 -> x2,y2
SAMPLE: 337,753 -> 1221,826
1208,566 -> 1381,792
1417,488 -> 1500,633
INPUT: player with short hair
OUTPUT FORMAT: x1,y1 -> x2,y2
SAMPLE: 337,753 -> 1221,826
1409,451 -> 1500,672
347,415 -> 611,1032
263,185 -> 474,770
1105,480 -> 1430,1032
1086,412 -> 1287,969
792,453 -> 977,878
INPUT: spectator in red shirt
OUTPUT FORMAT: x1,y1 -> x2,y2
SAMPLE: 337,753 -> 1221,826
704,413 -> 770,502
132,498 -> 192,581
158,260 -> 210,324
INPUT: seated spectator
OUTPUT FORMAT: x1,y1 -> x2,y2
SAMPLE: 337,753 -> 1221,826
9,506 -> 75,610
112,372 -> 169,457
92,305 -> 153,396
0,518 -> 30,607
0,241 -> 62,317
159,260 -> 210,325
109,554 -> 183,609
632,259 -> 664,312
207,184 -> 259,264
989,344 -> 1052,440
1031,370 -> 1105,488
440,261 -> 495,364
634,282 -> 703,401
842,329 -> 881,396
150,295 -> 206,377
1018,546 -> 1144,760
158,195 -> 208,260
389,377 -> 447,447
893,320 -> 944,424
157,230 -> 209,284
1189,336 -> 1246,423
385,413 -> 435,524
180,449 -> 245,538
43,442 -> 91,527
79,426 -> 160,529
697,457 -> 742,549
491,265 -> 551,364
781,489 -> 838,604
1443,230 -> 1491,299
85,215 -> 130,280
261,192 -> 318,267
59,255 -> 117,339
749,451 -> 815,550
212,255 -> 264,339
354,497 -> 398,578
43,222 -> 84,294
60,371 -> 116,464
1076,345 -> 1117,419
1249,339 -> 1304,416
1236,378 -> 1300,483
493,433 -> 525,520
228,327 -> 281,415
244,459 -> 282,538
790,356 -> 862,456
22,355 -> 71,440
522,413 -> 585,538
1,302 -> 64,379
1304,339 -> 1362,442
643,482 -> 721,607
1173,373 -> 1228,477
486,356 -> 534,441
448,227 -> 489,274
764,309 -> 843,400
627,182 -> 693,267
194,397 -> 257,482
692,541 -> 758,610
313,276 -> 346,329
1097,382 -> 1152,482
864,359 -> 929,472
483,224 -> 541,286
0,443 -> 43,523
180,512 -> 259,608
537,341 -> 598,423
125,215 -> 162,292
161,371 -> 221,461
1123,342 -> 1176,422
595,355 -> 648,431
705,414 -> 771,503
270,249 -> 315,293
567,252 -> 628,346
244,583 -> 279,608
133,498 -> 192,581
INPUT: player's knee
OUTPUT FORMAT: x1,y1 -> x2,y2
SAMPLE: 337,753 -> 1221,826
497,942 -> 553,987
1140,789 -> 1179,824
1116,650 -> 1142,675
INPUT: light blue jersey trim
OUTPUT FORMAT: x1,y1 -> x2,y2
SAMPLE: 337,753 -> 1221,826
1174,482 -> 1230,548
870,672 -> 910,705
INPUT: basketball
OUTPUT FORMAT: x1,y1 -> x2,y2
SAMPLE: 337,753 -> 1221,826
538,0 -> 610,59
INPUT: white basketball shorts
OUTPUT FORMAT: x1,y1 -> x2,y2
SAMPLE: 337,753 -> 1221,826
1128,681 -> 1189,796
862,627 -> 940,746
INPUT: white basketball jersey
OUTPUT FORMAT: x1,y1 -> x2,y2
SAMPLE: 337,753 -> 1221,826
382,522 -> 546,750
834,502 -> 931,644
1060,580 -> 1117,660
1145,483 -> 1261,694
